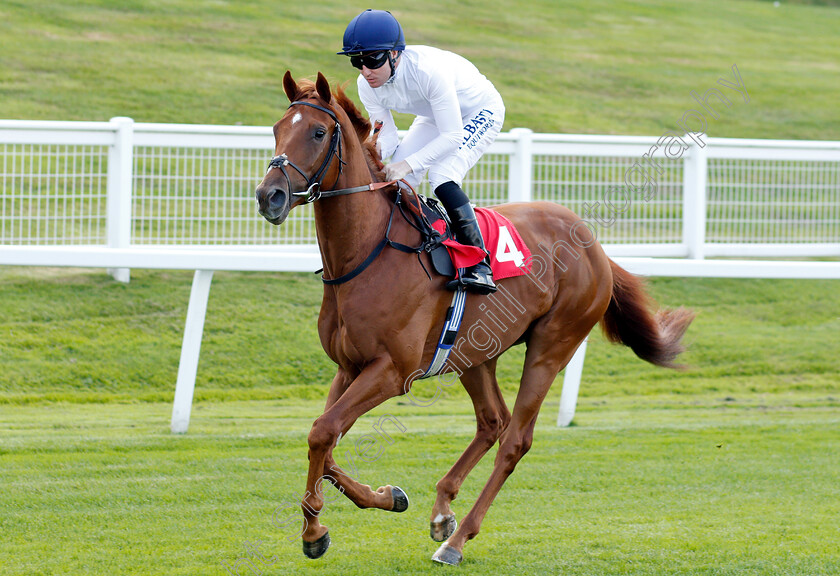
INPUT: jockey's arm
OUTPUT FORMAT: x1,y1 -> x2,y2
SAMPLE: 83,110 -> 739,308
401,72 -> 462,174
372,110 -> 399,160
358,79 -> 399,159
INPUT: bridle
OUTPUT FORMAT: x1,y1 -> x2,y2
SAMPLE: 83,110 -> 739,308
265,100 -> 395,204
263,99 -> 422,286
264,100 -> 345,204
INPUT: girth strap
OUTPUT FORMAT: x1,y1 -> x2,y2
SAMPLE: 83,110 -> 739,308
418,287 -> 468,379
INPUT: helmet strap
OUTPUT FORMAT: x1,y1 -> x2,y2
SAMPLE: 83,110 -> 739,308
387,51 -> 399,79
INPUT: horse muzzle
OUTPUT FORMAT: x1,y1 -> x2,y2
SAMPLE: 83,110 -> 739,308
255,184 -> 291,225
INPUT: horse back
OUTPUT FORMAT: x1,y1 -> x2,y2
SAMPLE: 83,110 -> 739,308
483,201 -> 614,322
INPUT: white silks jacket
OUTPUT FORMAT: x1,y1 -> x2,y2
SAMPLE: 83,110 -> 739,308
356,45 -> 505,176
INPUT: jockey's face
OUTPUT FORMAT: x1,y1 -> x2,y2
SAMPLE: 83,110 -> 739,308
357,51 -> 399,88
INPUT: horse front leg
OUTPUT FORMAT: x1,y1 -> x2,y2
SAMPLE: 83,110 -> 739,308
300,356 -> 407,559
323,368 -> 355,410
316,368 -> 408,513
320,454 -> 408,511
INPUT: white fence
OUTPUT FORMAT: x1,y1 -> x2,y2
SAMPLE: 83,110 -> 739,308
2,118 -> 839,431
3,118 -> 840,254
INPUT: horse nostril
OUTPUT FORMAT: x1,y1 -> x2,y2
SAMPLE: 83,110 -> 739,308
256,186 -> 282,207
268,188 -> 287,211
255,185 -> 269,205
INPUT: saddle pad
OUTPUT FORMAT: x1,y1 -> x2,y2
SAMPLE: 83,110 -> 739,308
432,207 -> 532,281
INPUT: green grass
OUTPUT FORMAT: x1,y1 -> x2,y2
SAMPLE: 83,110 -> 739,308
2,399 -> 839,575
1,269 -> 838,404
1,0 -> 839,140
1,269 -> 838,574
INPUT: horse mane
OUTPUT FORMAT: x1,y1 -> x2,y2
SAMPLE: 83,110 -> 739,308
294,79 -> 386,178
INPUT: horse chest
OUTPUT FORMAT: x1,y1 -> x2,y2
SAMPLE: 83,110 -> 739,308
325,304 -> 421,369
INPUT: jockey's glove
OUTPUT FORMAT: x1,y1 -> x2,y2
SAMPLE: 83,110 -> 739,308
384,160 -> 412,181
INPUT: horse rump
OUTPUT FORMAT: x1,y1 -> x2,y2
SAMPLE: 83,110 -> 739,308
600,259 -> 695,369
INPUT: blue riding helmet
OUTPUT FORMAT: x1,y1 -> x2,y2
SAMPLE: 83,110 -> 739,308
337,9 -> 405,55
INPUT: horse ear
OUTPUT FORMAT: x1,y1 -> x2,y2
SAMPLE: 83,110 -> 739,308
316,72 -> 332,104
283,70 -> 298,103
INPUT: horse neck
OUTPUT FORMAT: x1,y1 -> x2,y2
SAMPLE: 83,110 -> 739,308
313,150 -> 394,281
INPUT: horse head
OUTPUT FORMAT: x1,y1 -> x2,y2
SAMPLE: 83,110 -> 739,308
255,71 -> 345,225
255,71 -> 381,225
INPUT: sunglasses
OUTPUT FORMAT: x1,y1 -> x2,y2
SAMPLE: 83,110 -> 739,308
349,51 -> 390,70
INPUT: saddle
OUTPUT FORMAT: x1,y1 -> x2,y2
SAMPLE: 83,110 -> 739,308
399,193 -> 502,281
405,195 -> 458,279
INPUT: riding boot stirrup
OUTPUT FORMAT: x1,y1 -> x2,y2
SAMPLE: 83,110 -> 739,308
444,203 -> 497,295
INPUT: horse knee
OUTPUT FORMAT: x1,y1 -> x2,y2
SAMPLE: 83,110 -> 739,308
498,410 -> 512,435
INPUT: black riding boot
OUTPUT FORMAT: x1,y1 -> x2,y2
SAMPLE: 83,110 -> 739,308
444,203 -> 497,295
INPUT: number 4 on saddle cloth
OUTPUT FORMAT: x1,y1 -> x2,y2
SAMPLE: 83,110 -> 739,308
422,199 -> 532,283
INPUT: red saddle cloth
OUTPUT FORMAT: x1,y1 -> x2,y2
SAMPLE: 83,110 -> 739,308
432,207 -> 532,281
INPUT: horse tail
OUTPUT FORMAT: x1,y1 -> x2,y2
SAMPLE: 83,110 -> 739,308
599,259 -> 695,368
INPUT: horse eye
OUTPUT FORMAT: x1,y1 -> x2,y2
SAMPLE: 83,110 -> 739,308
314,128 -> 327,139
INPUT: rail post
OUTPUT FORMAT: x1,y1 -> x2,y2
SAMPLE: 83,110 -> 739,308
106,116 -> 134,282
682,137 -> 708,260
557,337 -> 588,427
508,128 -> 533,203
171,269 -> 215,434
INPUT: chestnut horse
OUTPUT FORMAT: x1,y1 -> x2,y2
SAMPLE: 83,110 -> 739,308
255,71 -> 694,566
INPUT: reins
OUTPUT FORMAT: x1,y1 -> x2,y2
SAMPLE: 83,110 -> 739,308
321,189 -> 443,285
265,99 -> 440,286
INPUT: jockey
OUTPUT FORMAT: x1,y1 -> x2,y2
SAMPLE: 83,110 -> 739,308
338,9 -> 505,295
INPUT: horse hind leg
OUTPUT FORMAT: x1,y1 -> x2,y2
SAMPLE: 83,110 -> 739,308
432,335 -> 585,566
430,359 -> 510,542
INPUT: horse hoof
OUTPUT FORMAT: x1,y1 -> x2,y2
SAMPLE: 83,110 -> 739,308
302,531 -> 330,559
390,486 -> 410,513
430,514 -> 457,542
431,541 -> 463,566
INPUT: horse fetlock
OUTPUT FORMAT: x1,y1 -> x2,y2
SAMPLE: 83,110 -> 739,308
302,517 -> 328,538
431,490 -> 456,518
449,515 -> 481,548
434,479 -> 459,502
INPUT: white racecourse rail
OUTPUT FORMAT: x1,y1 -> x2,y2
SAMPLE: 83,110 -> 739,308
1,117 -> 839,432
